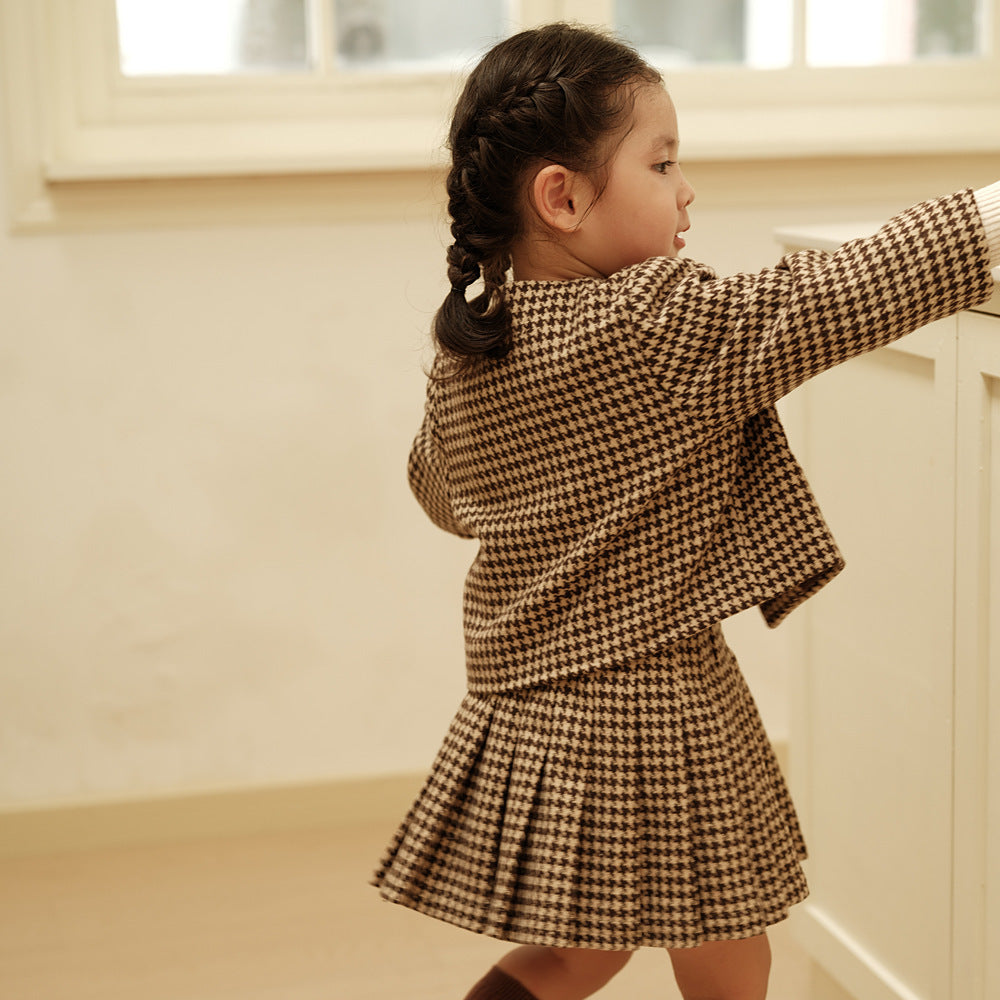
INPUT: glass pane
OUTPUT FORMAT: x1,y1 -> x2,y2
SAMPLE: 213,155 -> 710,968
116,0 -> 310,76
806,0 -> 984,66
333,0 -> 511,72
615,0 -> 794,68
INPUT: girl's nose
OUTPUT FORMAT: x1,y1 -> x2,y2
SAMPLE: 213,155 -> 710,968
680,171 -> 695,208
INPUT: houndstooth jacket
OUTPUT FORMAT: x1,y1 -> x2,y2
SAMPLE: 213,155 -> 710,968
409,191 -> 994,695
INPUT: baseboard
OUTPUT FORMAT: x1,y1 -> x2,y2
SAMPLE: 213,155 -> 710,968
0,771 -> 425,859
792,902 -> 919,1000
0,740 -> 790,860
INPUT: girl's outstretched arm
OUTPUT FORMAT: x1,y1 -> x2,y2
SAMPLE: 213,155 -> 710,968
631,184 -> 1000,434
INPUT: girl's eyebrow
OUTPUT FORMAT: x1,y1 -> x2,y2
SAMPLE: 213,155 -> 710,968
651,134 -> 679,153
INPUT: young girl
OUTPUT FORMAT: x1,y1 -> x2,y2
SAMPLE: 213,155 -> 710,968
372,22 -> 1000,1000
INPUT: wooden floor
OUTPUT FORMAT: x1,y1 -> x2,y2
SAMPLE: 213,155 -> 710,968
0,817 -> 824,999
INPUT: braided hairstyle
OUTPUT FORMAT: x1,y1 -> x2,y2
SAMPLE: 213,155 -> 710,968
434,23 -> 661,374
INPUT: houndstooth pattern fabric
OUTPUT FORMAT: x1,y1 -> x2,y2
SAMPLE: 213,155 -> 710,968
408,191 -> 993,694
377,191 -> 993,949
373,625 -> 808,949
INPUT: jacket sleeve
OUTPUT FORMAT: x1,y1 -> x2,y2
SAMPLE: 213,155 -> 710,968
630,189 -> 995,433
407,379 -> 476,540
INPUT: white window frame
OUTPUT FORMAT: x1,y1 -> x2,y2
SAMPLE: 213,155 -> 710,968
3,0 -> 1000,187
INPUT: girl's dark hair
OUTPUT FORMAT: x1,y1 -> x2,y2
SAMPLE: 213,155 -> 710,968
433,23 -> 661,374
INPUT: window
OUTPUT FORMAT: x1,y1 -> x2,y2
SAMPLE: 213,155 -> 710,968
617,0 -> 793,67
116,0 -> 311,76
615,0 -> 986,67
3,0 -> 999,186
112,0 -> 990,75
115,0 -> 514,77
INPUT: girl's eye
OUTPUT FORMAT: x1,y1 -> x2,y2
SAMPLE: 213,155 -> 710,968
654,161 -> 678,174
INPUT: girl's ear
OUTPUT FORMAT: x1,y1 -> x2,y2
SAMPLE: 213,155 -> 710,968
530,163 -> 589,232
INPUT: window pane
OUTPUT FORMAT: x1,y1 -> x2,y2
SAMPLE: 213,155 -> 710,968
334,0 -> 511,73
806,0 -> 984,66
116,0 -> 310,76
615,0 -> 794,68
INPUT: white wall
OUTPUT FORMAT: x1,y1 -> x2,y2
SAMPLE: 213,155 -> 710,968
1,108 -> 995,809
0,159 -> 470,806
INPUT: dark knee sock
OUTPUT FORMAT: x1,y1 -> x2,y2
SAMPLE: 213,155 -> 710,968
462,965 -> 540,1000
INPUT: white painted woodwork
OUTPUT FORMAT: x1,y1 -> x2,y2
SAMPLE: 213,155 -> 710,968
779,226 -> 1000,1000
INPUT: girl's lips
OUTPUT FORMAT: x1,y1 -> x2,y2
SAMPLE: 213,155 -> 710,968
674,234 -> 687,250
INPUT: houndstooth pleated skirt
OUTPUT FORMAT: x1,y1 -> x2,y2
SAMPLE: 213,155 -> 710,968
371,624 -> 808,950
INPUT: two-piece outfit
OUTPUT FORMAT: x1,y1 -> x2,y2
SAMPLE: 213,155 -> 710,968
372,187 -> 1000,950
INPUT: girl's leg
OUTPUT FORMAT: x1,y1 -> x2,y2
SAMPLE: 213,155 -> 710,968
463,946 -> 633,1000
667,933 -> 771,1000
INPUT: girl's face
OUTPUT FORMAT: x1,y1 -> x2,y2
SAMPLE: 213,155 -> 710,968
572,85 -> 695,278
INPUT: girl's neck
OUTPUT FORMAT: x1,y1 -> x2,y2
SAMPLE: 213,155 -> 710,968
510,240 -> 603,283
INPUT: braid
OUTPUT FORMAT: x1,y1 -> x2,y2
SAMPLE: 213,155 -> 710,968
432,24 -> 660,376
434,137 -> 515,367
446,243 -> 480,293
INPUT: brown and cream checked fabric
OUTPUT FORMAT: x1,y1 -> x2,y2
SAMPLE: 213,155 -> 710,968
373,191 -> 993,950
373,625 -> 808,949
408,191 -> 993,695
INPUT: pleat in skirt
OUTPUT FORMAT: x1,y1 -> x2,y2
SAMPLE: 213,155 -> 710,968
371,624 -> 808,950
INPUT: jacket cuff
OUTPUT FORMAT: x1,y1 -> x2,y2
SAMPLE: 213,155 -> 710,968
974,180 -> 1000,266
